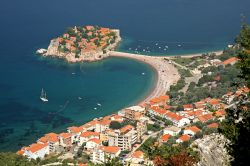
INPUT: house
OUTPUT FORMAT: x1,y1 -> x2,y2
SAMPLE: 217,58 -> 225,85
79,132 -> 100,146
85,138 -> 102,150
163,126 -> 181,136
197,114 -> 214,123
148,106 -> 168,118
58,133 -> 72,148
110,114 -> 123,122
67,126 -> 82,143
24,143 -> 49,160
207,123 -> 219,129
90,146 -> 121,163
159,134 -> 171,143
125,105 -> 146,113
222,57 -> 238,66
176,135 -> 190,143
183,126 -> 201,136
164,112 -> 190,127
127,150 -> 146,165
95,118 -> 111,133
183,104 -> 193,111
124,109 -> 143,120
108,125 -> 137,150
207,99 -> 222,110
215,109 -> 226,121
149,95 -> 169,106
37,133 -> 59,153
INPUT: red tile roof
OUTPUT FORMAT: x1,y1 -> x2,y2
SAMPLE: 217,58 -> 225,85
178,135 -> 190,142
80,131 -> 99,138
160,134 -> 171,142
215,109 -> 226,117
198,114 -> 214,123
26,143 -> 48,153
120,125 -> 134,133
88,138 -> 101,144
59,133 -> 72,139
99,146 -> 120,154
222,57 -> 238,65
132,150 -> 144,158
185,126 -> 201,133
207,123 -> 219,128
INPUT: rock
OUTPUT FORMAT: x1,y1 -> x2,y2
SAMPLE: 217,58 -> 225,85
191,133 -> 231,166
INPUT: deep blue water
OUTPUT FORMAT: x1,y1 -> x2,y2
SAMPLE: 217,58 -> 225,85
0,0 -> 250,151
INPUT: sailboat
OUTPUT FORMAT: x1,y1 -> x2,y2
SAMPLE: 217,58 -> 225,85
40,88 -> 48,102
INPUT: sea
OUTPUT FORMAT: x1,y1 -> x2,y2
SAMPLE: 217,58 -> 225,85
0,0 -> 249,151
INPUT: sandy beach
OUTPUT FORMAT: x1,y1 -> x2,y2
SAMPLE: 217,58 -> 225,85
109,51 -> 180,103
109,50 -> 222,103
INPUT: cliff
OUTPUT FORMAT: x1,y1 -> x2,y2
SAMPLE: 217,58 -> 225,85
191,133 -> 231,166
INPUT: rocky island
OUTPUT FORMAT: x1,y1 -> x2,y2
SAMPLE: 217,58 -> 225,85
37,25 -> 121,62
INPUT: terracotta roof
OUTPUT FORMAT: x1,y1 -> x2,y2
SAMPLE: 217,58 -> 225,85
99,146 -> 120,154
120,125 -> 134,133
68,126 -> 82,133
222,57 -> 238,65
215,109 -> 226,117
38,133 -> 59,143
88,138 -> 102,144
209,99 -> 221,105
183,104 -> 193,109
132,150 -> 144,158
151,106 -> 168,115
59,133 -> 72,139
16,150 -> 25,155
185,126 -> 201,133
26,143 -> 48,153
185,110 -> 203,117
160,134 -> 171,142
80,131 -> 99,138
198,114 -> 214,123
178,135 -> 190,142
207,123 -> 219,128
165,112 -> 183,121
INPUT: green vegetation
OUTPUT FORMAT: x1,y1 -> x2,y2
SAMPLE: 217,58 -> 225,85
169,59 -> 242,105
109,119 -> 137,130
147,123 -> 161,132
0,152 -> 37,166
176,67 -> 192,77
219,23 -> 250,166
139,137 -> 199,166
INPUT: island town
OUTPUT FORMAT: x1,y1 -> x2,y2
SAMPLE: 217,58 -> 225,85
17,45 -> 249,165
37,25 -> 121,62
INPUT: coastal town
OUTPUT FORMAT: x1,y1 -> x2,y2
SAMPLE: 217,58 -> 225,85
16,51 -> 249,165
37,26 -> 121,62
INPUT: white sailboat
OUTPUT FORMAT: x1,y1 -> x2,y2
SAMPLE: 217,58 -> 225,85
40,88 -> 48,102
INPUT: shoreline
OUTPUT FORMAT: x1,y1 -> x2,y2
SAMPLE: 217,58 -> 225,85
109,51 -> 181,104
109,50 -> 223,104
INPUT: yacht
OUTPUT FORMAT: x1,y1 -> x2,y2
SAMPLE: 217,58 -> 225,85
40,88 -> 48,102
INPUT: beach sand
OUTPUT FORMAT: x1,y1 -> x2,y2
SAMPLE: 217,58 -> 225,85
109,50 -> 222,104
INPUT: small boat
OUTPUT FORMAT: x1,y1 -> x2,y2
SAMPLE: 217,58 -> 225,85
72,72 -> 75,75
97,103 -> 102,106
142,72 -> 145,75
78,97 -> 82,100
94,107 -> 97,110
178,44 -> 182,47
155,43 -> 158,45
40,88 -> 48,102
36,48 -> 47,55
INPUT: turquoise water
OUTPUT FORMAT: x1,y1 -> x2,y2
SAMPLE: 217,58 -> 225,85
0,0 -> 250,151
